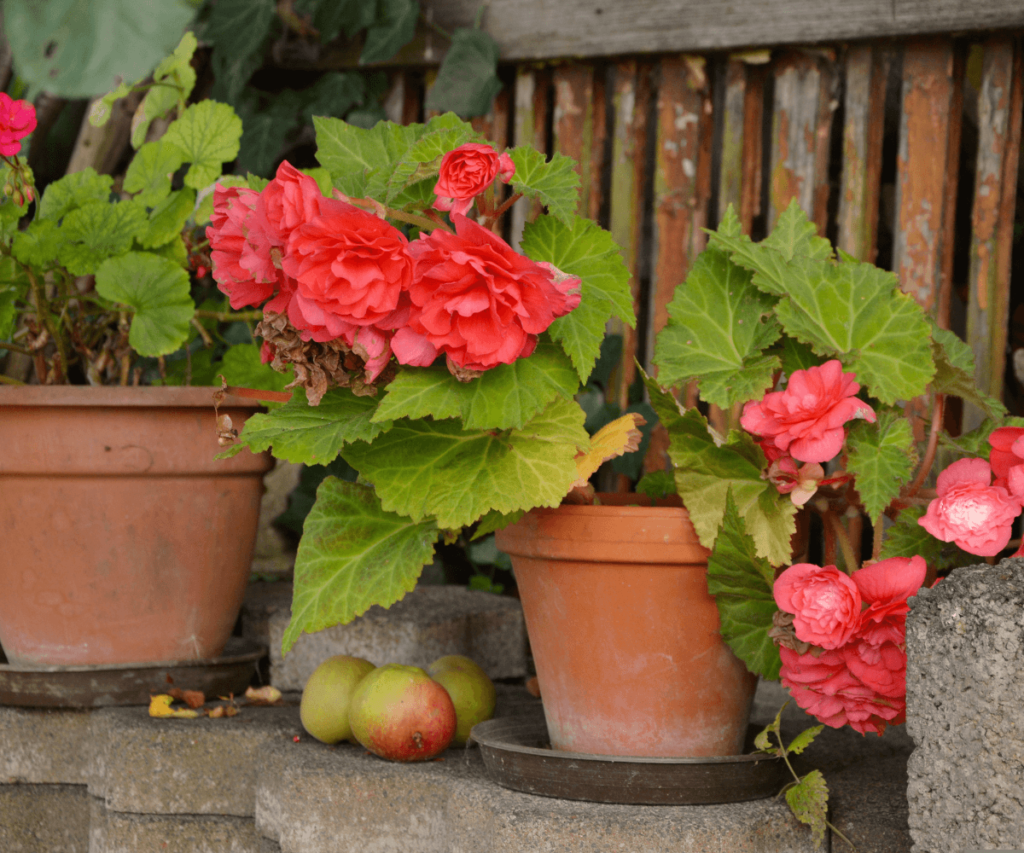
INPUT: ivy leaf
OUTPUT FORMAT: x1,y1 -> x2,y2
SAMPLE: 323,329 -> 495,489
361,0 -> 419,65
123,140 -> 186,207
140,188 -> 195,249
226,388 -> 392,464
38,169 -> 113,222
236,92 -> 304,178
787,725 -> 824,756
424,28 -> 503,118
508,146 -> 580,226
785,770 -> 829,851
94,252 -> 193,356
282,478 -> 438,654
706,492 -> 782,680
521,214 -> 634,382
343,396 -> 588,530
373,340 -> 580,430
300,72 -> 366,126
58,200 -> 149,275
846,412 -> 916,524
652,246 -> 781,407
931,324 -> 1007,419
163,101 -> 243,190
202,0 -> 275,63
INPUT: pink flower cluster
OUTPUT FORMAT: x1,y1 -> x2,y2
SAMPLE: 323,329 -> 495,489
207,146 -> 580,383
0,93 -> 36,157
773,556 -> 927,735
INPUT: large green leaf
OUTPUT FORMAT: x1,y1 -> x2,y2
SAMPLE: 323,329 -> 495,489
520,214 -> 634,381
228,388 -> 393,464
508,146 -> 580,226
424,28 -> 503,118
163,101 -> 243,190
372,340 -> 580,430
314,116 -> 423,197
0,257 -> 29,340
201,0 -> 275,64
123,140 -> 186,207
343,396 -> 588,530
140,189 -> 195,249
58,200 -> 149,275
360,0 -> 419,65
652,246 -> 781,407
4,0 -> 196,99
846,412 -> 917,524
12,219 -> 61,268
706,493 -> 782,680
94,252 -> 193,356
383,118 -> 478,205
930,324 -> 1007,419
283,478 -> 438,654
38,169 -> 113,222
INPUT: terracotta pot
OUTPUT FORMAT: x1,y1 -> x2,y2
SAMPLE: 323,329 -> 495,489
0,386 -> 274,666
495,494 -> 757,758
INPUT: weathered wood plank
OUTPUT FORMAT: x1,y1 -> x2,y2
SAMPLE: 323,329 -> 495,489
382,71 -> 422,125
718,59 -> 747,221
892,38 -> 963,324
836,44 -> 888,262
963,37 -> 1023,430
509,66 -> 550,249
718,54 -> 768,233
768,50 -> 838,231
552,64 -> 601,222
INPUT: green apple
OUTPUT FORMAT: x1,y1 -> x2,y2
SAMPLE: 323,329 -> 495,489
348,663 -> 456,761
426,654 -> 496,746
299,655 -> 376,744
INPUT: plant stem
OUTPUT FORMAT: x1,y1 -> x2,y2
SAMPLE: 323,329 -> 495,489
906,394 -> 944,498
824,507 -> 859,571
194,309 -> 264,322
491,192 -> 523,221
191,317 -> 214,347
0,340 -> 31,355
0,374 -> 25,385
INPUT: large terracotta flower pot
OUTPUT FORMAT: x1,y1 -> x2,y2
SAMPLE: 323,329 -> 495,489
495,494 -> 757,758
0,386 -> 274,667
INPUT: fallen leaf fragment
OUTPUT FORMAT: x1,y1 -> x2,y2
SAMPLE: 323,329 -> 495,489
207,704 -> 239,718
168,688 -> 206,709
245,685 -> 282,705
148,694 -> 200,719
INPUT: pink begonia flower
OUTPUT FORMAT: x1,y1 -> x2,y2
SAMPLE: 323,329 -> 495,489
0,93 -> 37,157
988,426 -> 1024,496
843,638 -> 906,698
740,360 -> 876,464
773,563 -> 862,649
207,185 -> 277,309
767,457 -> 824,506
778,646 -> 904,736
851,555 -> 927,646
433,143 -> 515,216
918,457 -> 1024,557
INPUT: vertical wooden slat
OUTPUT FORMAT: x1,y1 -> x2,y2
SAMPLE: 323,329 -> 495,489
470,85 -> 510,150
893,38 -> 963,325
963,37 -> 1023,431
423,69 -> 441,121
509,66 -> 550,249
718,53 -> 767,233
607,59 -> 653,413
837,44 -> 888,262
718,59 -> 747,219
552,64 -> 598,217
768,49 -> 837,231
740,62 -> 767,231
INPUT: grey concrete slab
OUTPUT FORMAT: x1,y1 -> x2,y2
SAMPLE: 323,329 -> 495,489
0,783 -> 90,852
0,706 -> 92,784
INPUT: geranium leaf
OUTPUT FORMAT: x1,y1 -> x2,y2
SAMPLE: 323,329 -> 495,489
282,478 -> 438,654
12,219 -> 61,268
58,200 -> 149,275
846,412 -> 917,523
785,769 -> 829,850
140,188 -> 195,249
373,340 -> 580,430
424,28 -> 503,118
163,101 -> 243,190
123,140 -> 186,207
521,214 -> 634,382
228,388 -> 392,464
0,256 -> 28,339
94,252 -> 193,356
38,168 -> 113,222
129,31 -> 199,147
508,146 -> 580,225
343,396 -> 588,530
706,492 -> 781,680
652,246 -> 781,407
360,0 -> 419,65
931,324 -> 1007,418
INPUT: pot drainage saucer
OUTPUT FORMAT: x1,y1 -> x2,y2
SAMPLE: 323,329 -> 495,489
0,637 -> 267,708
470,711 -> 789,805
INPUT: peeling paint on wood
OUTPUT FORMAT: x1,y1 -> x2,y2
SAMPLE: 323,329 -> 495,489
553,64 -> 598,219
837,44 -> 888,262
470,87 -> 511,233
717,57 -> 765,234
964,38 -> 1023,430
509,66 -> 550,249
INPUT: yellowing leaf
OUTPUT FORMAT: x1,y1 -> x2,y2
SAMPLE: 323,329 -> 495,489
148,694 -> 200,719
572,413 -> 647,488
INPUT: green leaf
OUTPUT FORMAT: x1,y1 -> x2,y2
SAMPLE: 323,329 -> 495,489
140,189 -> 195,249
846,412 -> 917,523
194,175 -> 249,226
635,470 -> 677,499
384,118 -> 478,205
776,335 -> 819,376
216,343 -> 294,397
508,146 -> 581,226
0,256 -> 29,339
12,219 -> 61,268
283,478 -> 438,654
785,770 -> 829,851
360,0 -> 419,65
521,214 -> 634,381
878,506 -> 942,565
300,72 -> 366,126
761,199 -> 834,262
236,93 -> 303,178
373,340 -> 580,430
4,0 -> 197,99
38,169 -> 113,222
343,396 -> 588,530
89,81 -> 133,128
424,28 -> 503,118
163,101 -> 244,190
127,31 -> 199,146
202,0 -> 275,62
314,115 -> 422,197
652,246 -> 781,406
123,140 -> 186,207
754,703 -> 785,753
229,388 -> 392,464
94,252 -> 194,356
931,324 -> 1007,419
706,492 -> 782,680
58,200 -> 149,275
209,42 -> 266,107
472,509 -> 526,539
787,725 -> 824,756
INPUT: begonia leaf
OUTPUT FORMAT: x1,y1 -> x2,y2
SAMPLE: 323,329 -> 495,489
140,188 -> 195,249
315,115 -> 423,197
508,146 -> 580,226
342,396 -> 588,530
38,168 -> 113,222
846,412 -> 917,524
573,412 -> 646,487
372,340 -> 580,430
58,200 -> 149,275
94,252 -> 193,356
931,324 -> 1007,419
472,508 -> 526,540
520,214 -> 634,382
652,245 -> 781,407
225,388 -> 392,464
282,478 -> 439,654
384,117 -> 478,205
123,140 -> 186,207
162,101 -> 243,190
706,492 -> 781,680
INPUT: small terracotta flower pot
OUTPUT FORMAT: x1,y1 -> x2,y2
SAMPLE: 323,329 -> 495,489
0,386 -> 274,667
496,494 -> 757,758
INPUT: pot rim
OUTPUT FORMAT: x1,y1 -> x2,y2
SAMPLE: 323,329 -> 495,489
0,385 -> 264,409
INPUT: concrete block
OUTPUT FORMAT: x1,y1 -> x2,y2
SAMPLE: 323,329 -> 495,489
89,796 -> 277,853
0,783 -> 90,852
906,557 -> 1024,853
88,704 -> 303,817
0,706 -> 92,783
266,585 -> 527,692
